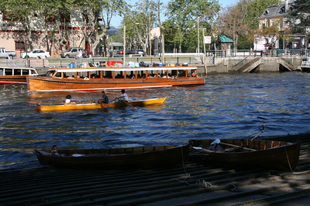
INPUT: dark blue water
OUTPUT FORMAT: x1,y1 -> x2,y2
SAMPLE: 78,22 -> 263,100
1,72 -> 310,171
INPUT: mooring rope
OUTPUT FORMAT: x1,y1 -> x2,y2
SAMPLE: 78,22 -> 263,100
170,145 -> 237,190
284,145 -> 303,175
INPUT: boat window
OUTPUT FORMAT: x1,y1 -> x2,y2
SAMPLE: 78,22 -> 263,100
30,69 -> 38,75
167,70 -> 176,79
0,68 -> 3,75
190,69 -> 196,77
148,70 -> 157,78
63,71 -> 76,78
5,69 -> 12,75
23,69 -> 30,75
103,71 -> 112,79
114,70 -> 124,79
90,70 -> 100,79
76,72 -> 88,79
126,70 -> 135,79
179,70 -> 186,77
45,70 -> 55,77
55,72 -> 62,78
137,70 -> 146,78
14,69 -> 22,75
158,70 -> 166,78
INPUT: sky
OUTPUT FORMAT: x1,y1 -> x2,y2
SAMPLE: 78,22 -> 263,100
111,0 -> 237,28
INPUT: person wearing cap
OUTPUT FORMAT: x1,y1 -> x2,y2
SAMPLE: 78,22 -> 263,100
98,91 -> 109,103
118,89 -> 129,102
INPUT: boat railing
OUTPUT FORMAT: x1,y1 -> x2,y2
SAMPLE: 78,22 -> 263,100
301,61 -> 310,67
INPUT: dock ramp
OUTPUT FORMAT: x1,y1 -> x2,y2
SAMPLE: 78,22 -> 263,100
237,57 -> 263,73
277,58 -> 295,71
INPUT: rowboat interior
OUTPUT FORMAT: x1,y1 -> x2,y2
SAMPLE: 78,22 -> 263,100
189,139 -> 296,153
0,66 -> 38,84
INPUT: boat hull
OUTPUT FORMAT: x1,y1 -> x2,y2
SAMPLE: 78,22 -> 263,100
36,97 -> 167,112
189,139 -> 300,171
34,144 -> 190,169
27,76 -> 205,92
0,76 -> 27,84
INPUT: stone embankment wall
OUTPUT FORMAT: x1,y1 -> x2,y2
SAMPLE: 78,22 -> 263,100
195,56 -> 304,75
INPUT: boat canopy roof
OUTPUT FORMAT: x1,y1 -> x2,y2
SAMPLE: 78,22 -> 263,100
0,66 -> 37,71
49,66 -> 197,73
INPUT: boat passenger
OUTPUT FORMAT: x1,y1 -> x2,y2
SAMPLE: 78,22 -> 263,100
117,89 -> 129,102
191,70 -> 197,77
64,95 -> 76,105
98,91 -> 109,104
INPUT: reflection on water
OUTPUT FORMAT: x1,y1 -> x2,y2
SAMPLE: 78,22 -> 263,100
1,72 -> 310,170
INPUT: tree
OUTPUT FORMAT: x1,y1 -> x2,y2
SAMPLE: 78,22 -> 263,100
216,0 -> 281,51
164,0 -> 220,52
286,0 -> 310,36
217,0 -> 249,53
119,0 -> 157,53
100,0 -> 128,56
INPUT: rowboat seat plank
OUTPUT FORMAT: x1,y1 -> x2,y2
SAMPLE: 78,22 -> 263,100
219,142 -> 257,151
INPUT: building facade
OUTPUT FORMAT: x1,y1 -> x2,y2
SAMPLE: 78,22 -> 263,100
0,9 -> 88,58
257,0 -> 308,50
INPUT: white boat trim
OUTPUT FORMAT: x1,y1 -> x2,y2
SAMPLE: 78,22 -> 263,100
49,66 -> 197,73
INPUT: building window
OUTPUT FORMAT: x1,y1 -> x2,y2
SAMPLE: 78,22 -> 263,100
15,41 -> 25,51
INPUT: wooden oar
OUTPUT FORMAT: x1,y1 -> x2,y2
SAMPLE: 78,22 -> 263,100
100,103 -> 111,108
219,142 -> 257,151
112,97 -> 137,110
124,102 -> 137,110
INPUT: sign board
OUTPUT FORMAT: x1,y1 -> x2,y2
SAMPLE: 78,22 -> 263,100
204,36 -> 211,44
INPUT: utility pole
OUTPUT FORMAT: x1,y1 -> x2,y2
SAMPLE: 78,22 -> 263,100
158,0 -> 164,63
123,26 -> 126,66
197,16 -> 200,56
149,11 -> 151,56
203,28 -> 207,75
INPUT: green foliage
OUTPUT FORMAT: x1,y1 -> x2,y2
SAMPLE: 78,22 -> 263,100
246,0 -> 280,28
237,35 -> 253,49
164,0 -> 220,51
286,0 -> 310,36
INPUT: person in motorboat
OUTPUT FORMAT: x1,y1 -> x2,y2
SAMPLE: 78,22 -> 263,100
98,91 -> 109,104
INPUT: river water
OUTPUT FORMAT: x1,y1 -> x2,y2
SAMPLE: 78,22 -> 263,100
0,72 -> 310,171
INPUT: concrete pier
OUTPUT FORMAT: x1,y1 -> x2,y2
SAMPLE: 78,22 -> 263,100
196,56 -> 304,75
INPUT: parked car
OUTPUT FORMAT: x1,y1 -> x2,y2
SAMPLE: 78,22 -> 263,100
60,47 -> 83,58
126,50 -> 136,55
118,50 -> 124,54
0,47 -> 16,59
21,49 -> 50,59
137,50 -> 145,56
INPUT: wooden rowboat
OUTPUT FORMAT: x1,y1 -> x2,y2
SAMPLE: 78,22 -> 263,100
33,144 -> 190,169
35,97 -> 166,112
189,139 -> 300,171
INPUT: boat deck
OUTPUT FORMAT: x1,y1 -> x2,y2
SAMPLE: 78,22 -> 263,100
1,136 -> 310,206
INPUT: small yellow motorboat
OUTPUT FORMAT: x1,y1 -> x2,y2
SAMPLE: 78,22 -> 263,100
35,97 -> 166,112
